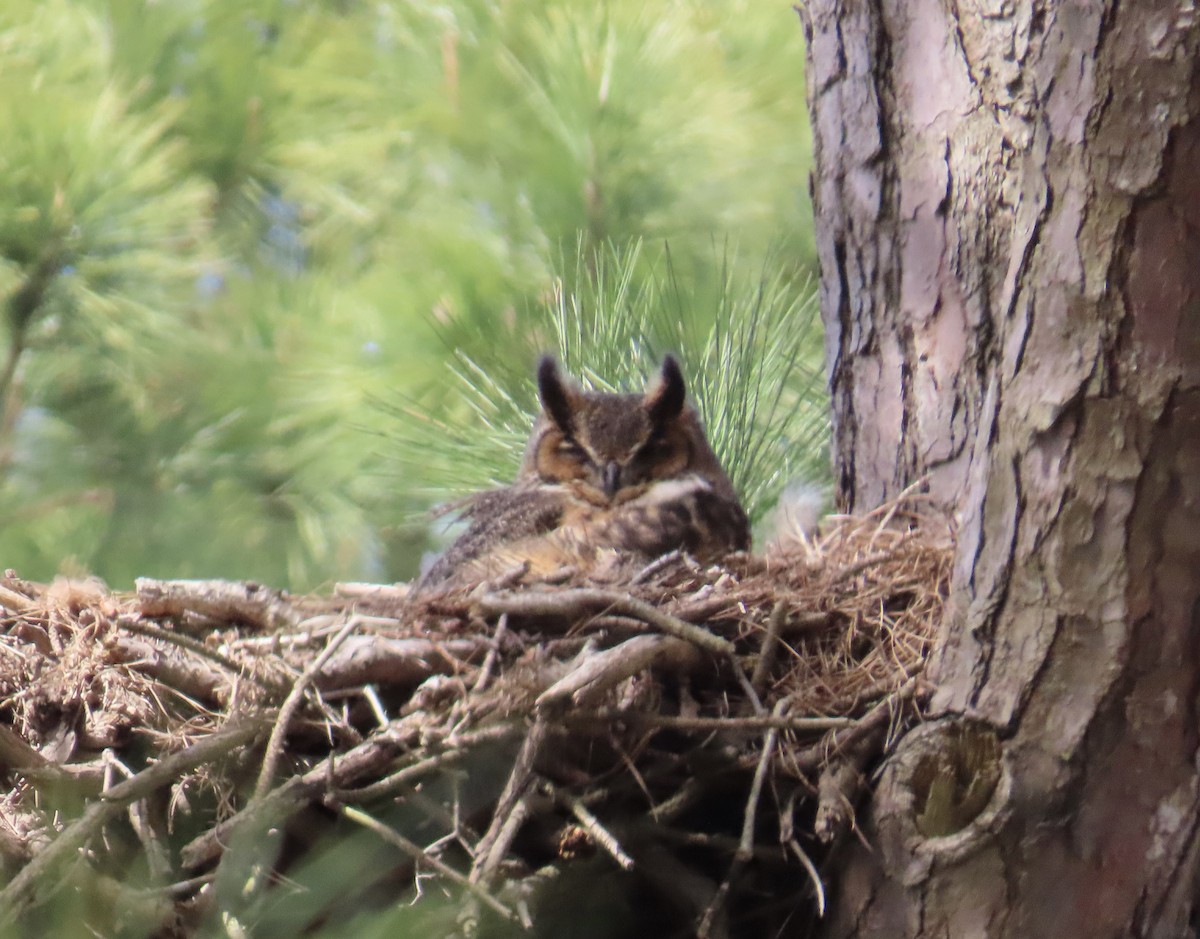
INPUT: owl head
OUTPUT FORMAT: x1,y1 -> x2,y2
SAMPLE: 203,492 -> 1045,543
519,355 -> 737,506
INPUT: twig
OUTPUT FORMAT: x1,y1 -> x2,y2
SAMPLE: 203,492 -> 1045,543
20,760 -> 105,789
563,711 -> 853,733
547,783 -> 634,871
751,602 -> 787,696
698,699 -> 785,938
115,616 -> 263,684
103,750 -> 171,882
0,584 -> 32,612
479,799 -> 530,884
317,635 -> 488,690
587,613 -> 660,633
135,578 -> 300,631
98,723 -> 264,804
361,684 -> 389,727
787,838 -> 826,916
536,635 -> 701,711
181,721 -> 413,870
133,872 -> 214,900
472,613 -> 508,693
629,549 -> 682,585
334,582 -> 412,602
128,795 -> 172,882
383,780 -> 480,845
182,722 -> 524,869
108,637 -> 233,707
651,777 -> 709,825
337,803 -> 517,923
793,676 -> 921,773
813,731 -> 881,843
0,721 -> 265,918
254,617 -> 360,799
0,724 -> 51,771
827,545 -> 909,586
0,571 -> 39,596
477,588 -> 733,657
742,704 -> 784,855
471,720 -> 550,885
226,618 -> 350,651
732,661 -> 767,716
650,827 -> 786,860
667,595 -> 739,623
483,561 -> 534,592
335,747 -> 474,804
486,588 -> 757,726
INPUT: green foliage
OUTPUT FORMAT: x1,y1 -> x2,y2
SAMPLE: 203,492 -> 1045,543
0,0 -> 820,590
0,2 -> 212,344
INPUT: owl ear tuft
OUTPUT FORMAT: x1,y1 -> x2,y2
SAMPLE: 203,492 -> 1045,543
537,356 -> 577,433
644,354 -> 686,425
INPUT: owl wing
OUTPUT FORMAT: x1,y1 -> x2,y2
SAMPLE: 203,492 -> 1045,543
589,476 -> 751,560
418,484 -> 567,589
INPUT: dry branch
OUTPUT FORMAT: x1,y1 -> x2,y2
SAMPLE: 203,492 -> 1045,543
564,710 -> 854,734
814,732 -> 880,843
0,500 -> 948,936
549,782 -> 635,871
0,720 -> 265,919
338,803 -> 517,922
253,616 -> 359,799
471,720 -> 552,885
108,637 -> 232,706
0,725 -> 50,772
536,634 -> 701,710
181,719 -> 412,869
0,584 -> 33,613
333,582 -> 412,602
318,635 -> 487,689
793,675 -> 923,773
477,588 -> 734,656
136,578 -> 300,631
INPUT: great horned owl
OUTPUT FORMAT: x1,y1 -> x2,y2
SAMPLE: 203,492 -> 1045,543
419,355 -> 749,589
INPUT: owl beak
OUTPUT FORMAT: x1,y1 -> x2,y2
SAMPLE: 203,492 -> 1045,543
601,461 -> 621,498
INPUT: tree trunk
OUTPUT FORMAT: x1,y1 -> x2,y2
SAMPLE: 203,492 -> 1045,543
803,1 -> 1200,936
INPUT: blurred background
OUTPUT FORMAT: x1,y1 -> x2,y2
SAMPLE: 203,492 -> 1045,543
0,0 -> 821,592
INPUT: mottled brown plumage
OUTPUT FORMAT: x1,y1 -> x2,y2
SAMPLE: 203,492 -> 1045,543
419,355 -> 749,589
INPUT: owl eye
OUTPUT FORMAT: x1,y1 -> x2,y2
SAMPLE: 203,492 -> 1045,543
638,432 -> 674,461
556,439 -> 587,461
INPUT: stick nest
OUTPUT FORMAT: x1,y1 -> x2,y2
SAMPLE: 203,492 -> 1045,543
0,497 -> 950,939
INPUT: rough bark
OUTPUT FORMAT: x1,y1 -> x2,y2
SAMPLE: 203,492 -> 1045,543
804,0 -> 1200,936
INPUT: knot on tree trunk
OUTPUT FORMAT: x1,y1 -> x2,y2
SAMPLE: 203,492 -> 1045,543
871,719 -> 1009,886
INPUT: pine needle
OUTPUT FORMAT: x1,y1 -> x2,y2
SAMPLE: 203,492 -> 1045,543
386,239 -> 829,527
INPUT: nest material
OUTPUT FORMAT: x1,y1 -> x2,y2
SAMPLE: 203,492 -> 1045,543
0,498 -> 950,938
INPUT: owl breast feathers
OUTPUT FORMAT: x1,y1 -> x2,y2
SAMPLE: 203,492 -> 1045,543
419,355 -> 750,589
